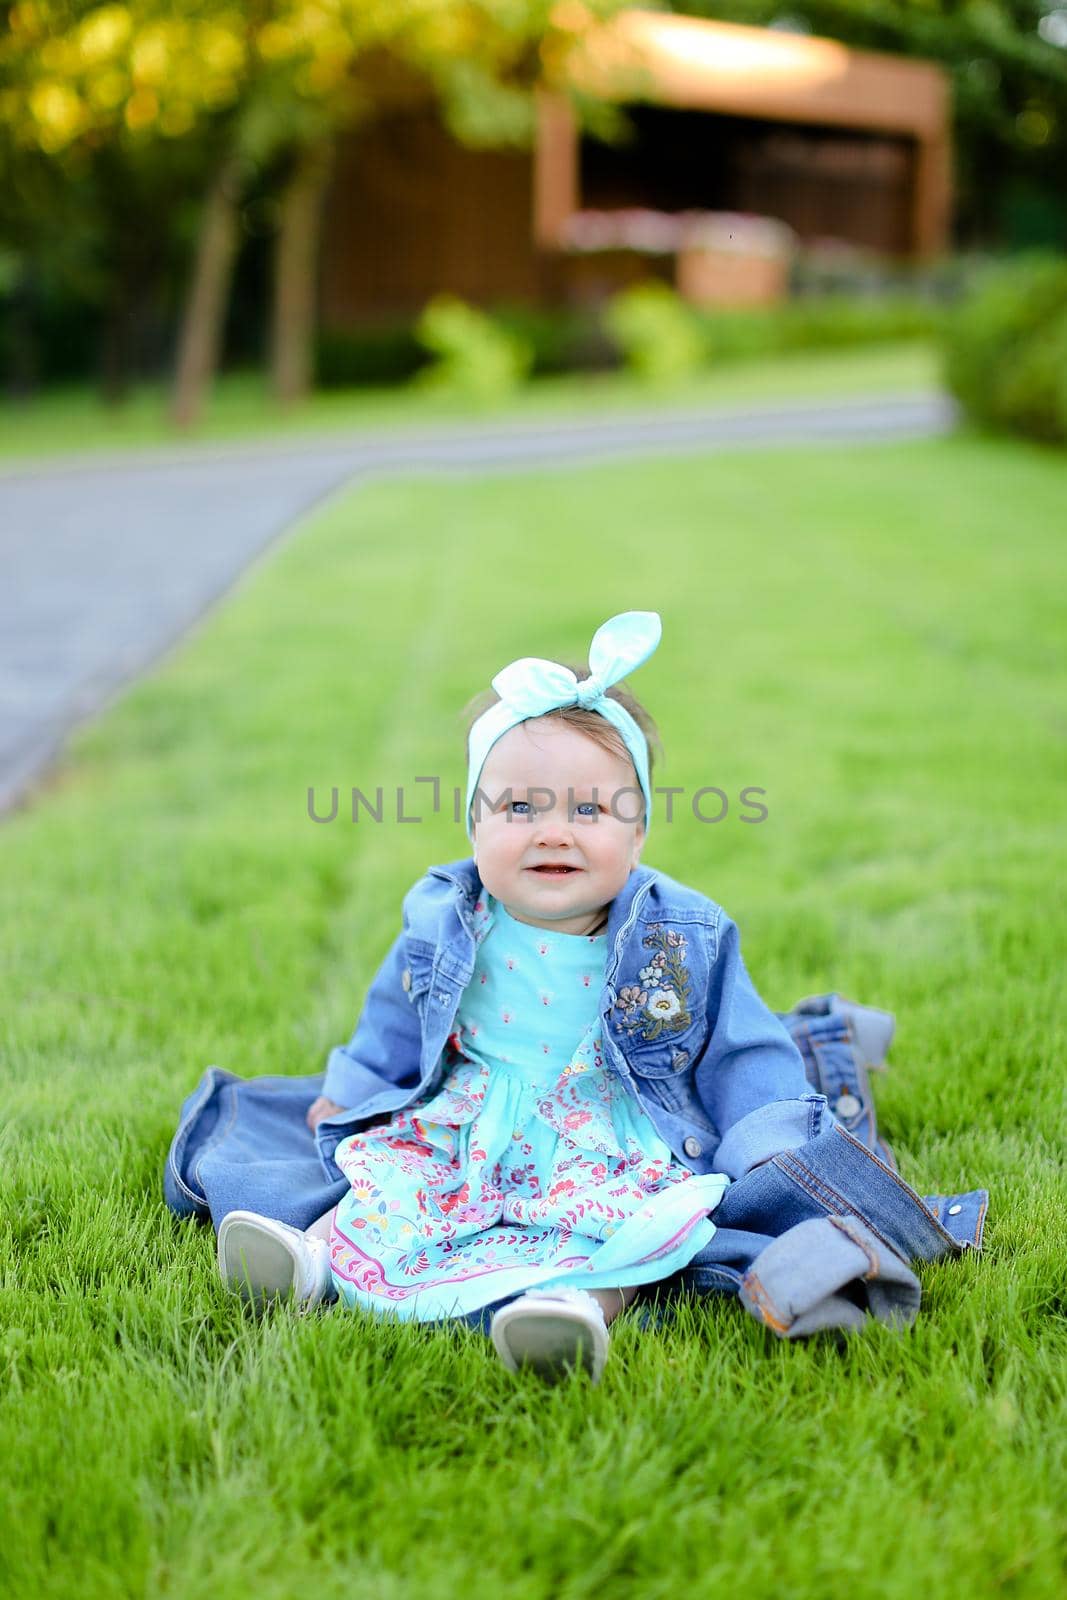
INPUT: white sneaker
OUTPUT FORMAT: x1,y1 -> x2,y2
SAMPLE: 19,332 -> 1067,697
490,1287 -> 610,1383
217,1210 -> 332,1310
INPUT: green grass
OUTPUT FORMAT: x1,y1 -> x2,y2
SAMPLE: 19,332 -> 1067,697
0,340 -> 939,462
2,428 -> 1066,1598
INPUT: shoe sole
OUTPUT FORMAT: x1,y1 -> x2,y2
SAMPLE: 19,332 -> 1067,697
491,1304 -> 607,1382
218,1214 -> 300,1306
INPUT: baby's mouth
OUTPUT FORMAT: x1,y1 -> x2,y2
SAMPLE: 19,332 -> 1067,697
528,865 -> 580,875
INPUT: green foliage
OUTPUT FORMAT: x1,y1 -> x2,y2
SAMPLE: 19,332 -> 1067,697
316,322 -> 426,387
272,291 -> 944,393
941,251 -> 1067,444
697,293 -> 944,360
0,1 -> 631,400
317,305 -> 609,388
602,283 -> 942,383
602,282 -> 707,382
491,304 -> 614,376
414,294 -> 534,398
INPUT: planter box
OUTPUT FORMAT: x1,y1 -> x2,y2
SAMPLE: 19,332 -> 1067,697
557,208 -> 796,307
675,212 -> 796,306
676,245 -> 791,306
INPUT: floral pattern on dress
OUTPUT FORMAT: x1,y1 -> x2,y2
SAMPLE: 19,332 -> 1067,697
329,1018 -> 728,1321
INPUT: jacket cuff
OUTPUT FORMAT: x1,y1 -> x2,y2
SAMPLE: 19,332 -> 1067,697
739,1214 -> 921,1338
714,1094 -> 827,1181
322,1047 -> 385,1110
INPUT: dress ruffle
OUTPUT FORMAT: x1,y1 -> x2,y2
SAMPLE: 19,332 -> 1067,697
329,1022 -> 729,1321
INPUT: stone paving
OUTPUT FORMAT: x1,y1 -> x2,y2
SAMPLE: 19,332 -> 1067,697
0,391 -> 956,813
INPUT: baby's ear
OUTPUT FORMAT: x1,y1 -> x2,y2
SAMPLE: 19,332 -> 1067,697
630,822 -> 646,867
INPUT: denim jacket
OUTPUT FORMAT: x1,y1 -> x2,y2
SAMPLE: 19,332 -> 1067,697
318,857 -> 838,1182
165,854 -> 990,1338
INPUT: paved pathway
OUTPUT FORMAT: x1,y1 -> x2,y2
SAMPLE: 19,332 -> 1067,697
0,391 -> 956,813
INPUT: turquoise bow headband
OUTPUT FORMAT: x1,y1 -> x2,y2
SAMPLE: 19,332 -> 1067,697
465,611 -> 662,842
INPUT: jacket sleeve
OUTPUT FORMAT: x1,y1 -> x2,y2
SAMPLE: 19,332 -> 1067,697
321,930 -> 424,1111
695,913 -> 827,1180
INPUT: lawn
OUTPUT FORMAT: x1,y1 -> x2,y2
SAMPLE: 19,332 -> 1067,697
2,427 -> 1065,1599
0,340 -> 939,462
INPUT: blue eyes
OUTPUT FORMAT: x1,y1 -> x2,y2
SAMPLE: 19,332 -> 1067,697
505,801 -> 600,818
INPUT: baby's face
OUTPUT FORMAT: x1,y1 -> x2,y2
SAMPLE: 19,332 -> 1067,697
470,718 -> 645,936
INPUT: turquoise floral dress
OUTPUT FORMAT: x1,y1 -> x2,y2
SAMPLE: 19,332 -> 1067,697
329,893 -> 730,1320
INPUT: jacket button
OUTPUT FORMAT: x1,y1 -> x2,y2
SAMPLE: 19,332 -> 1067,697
683,1136 -> 702,1159
401,968 -> 412,992
947,1203 -> 962,1216
834,1093 -> 862,1119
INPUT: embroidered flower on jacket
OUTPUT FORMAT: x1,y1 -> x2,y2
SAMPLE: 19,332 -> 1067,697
612,924 -> 693,1040
617,983 -> 648,1013
646,987 -> 682,1021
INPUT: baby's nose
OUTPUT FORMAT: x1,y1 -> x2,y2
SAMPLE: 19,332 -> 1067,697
532,802 -> 575,842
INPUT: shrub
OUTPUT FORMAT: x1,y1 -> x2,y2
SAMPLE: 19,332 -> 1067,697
602,282 -> 706,382
316,323 -> 426,387
940,252 -> 1067,445
313,281 -> 950,395
414,295 -> 533,398
491,305 -> 612,376
693,294 -> 943,363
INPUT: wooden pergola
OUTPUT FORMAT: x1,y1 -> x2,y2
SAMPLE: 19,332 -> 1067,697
534,9 -> 952,259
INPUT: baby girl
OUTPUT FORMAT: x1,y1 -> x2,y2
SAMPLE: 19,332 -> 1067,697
215,611 -> 826,1380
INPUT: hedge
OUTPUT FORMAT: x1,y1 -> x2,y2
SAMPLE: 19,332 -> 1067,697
940,252 -> 1067,446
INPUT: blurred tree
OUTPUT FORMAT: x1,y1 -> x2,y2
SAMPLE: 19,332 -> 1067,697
253,2 -> 625,413
0,2 -> 253,405
675,1 -> 1067,250
0,0 -> 626,423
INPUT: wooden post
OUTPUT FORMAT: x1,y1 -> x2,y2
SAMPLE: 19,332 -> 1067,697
913,132 -> 952,259
533,90 -> 579,249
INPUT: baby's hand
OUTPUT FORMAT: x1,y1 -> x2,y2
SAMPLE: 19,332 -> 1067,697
307,1096 -> 345,1131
